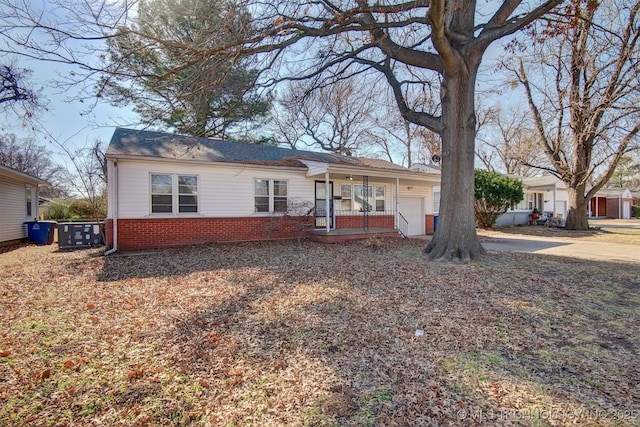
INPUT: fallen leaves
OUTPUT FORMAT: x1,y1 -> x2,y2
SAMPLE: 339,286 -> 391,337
0,241 -> 638,426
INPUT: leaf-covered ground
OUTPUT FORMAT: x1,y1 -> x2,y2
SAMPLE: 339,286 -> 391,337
1,239 -> 638,426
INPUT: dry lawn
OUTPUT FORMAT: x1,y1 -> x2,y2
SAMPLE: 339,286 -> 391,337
1,239 -> 639,426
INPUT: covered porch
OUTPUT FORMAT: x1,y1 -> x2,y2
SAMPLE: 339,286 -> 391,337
300,159 -> 440,240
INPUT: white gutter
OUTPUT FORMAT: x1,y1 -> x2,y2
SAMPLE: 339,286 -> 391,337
104,159 -> 118,255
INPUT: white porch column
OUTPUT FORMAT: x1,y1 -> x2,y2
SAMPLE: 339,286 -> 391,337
325,171 -> 330,233
395,177 -> 400,229
552,187 -> 556,217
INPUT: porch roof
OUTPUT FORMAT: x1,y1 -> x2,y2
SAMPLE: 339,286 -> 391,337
300,160 -> 441,186
0,164 -> 49,186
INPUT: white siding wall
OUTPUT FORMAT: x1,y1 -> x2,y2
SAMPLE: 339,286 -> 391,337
0,176 -> 31,242
112,159 -> 315,219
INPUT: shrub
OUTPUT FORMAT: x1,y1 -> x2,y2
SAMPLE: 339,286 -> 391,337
633,205 -> 640,218
69,197 -> 107,219
474,169 -> 524,228
43,200 -> 77,221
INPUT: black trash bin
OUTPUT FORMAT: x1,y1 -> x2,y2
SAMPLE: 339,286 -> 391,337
24,220 -> 57,245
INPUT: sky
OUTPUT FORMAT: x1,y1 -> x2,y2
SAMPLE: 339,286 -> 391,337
2,57 -> 133,162
0,0 -> 524,171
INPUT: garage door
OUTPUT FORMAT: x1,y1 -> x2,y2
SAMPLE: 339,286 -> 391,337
399,197 -> 425,236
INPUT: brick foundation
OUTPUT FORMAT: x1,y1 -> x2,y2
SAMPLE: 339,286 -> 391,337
334,215 -> 394,229
106,216 -> 312,252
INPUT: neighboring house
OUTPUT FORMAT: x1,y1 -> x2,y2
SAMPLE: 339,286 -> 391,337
589,187 -> 633,219
105,128 -> 441,251
495,174 -> 635,226
496,175 -> 568,227
0,165 -> 49,245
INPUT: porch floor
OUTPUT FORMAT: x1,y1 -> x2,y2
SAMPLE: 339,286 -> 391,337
307,227 -> 400,243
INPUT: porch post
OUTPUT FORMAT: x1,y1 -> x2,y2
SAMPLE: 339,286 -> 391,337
395,177 -> 400,229
325,171 -> 330,233
552,187 -> 556,217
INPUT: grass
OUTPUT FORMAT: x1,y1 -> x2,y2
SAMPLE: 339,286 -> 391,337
0,239 -> 638,426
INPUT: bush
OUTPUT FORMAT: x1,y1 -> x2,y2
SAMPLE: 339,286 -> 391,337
474,169 -> 524,228
42,197 -> 107,221
70,199 -> 99,219
633,205 -> 640,218
43,200 -> 77,221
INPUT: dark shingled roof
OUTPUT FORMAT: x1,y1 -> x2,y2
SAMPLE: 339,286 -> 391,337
106,128 -> 411,172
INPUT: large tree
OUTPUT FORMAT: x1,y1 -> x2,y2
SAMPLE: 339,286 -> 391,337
227,0 -> 562,261
476,105 -> 545,177
100,0 -> 270,138
0,134 -> 68,198
269,78 -> 377,155
512,0 -> 640,230
0,0 -> 563,261
0,64 -> 34,106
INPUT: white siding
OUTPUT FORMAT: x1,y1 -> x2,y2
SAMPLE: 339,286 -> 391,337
0,176 -> 31,242
112,159 -> 315,219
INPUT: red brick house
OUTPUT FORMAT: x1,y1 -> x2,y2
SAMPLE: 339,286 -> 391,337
589,187 -> 633,219
105,128 -> 441,252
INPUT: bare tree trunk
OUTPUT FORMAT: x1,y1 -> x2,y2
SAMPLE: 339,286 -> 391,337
565,186 -> 590,230
424,70 -> 485,261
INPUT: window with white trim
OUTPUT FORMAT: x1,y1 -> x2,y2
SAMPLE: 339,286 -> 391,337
345,184 -> 385,212
374,185 -> 385,211
433,188 -> 440,214
151,174 -> 198,214
339,184 -> 352,210
254,179 -> 288,213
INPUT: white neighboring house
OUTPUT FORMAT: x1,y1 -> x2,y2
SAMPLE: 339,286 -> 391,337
495,176 -> 568,227
0,165 -> 49,245
105,128 -> 441,251
495,175 -> 636,227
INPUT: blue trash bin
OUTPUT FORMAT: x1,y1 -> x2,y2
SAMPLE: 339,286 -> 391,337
433,215 -> 439,231
25,221 -> 57,245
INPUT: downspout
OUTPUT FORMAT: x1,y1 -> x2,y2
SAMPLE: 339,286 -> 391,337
104,159 -> 118,255
619,196 -> 622,219
325,171 -> 330,233
395,177 -> 400,229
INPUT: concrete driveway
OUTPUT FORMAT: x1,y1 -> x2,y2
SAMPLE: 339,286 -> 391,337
480,219 -> 640,264
479,234 -> 640,264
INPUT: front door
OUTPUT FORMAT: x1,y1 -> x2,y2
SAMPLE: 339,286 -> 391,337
315,181 -> 333,228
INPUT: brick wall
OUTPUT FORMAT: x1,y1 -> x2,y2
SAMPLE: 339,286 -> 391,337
335,215 -> 394,229
426,214 -> 435,234
605,198 -> 620,219
106,216 -> 312,251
